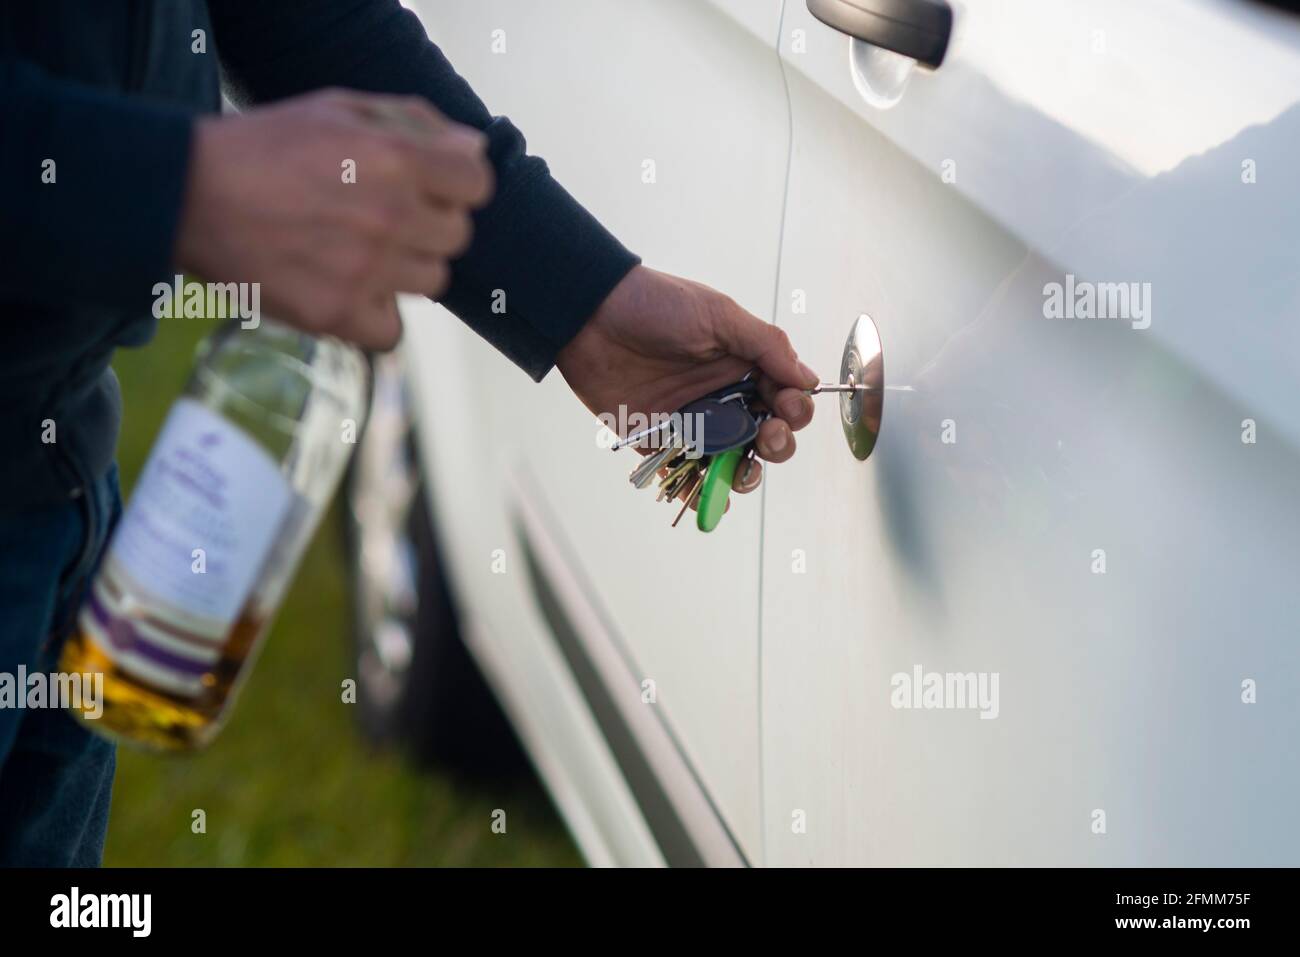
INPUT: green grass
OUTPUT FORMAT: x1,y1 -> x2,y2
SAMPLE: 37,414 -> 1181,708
103,318 -> 581,867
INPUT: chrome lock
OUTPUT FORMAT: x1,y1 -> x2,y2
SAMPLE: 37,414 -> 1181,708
805,314 -> 885,459
839,313 -> 884,460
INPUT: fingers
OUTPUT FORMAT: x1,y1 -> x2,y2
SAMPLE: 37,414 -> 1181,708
341,90 -> 495,209
756,376 -> 814,432
404,128 -> 495,208
424,205 -> 474,258
375,253 -> 450,299
714,306 -> 810,477
388,96 -> 452,137
343,92 -> 450,137
393,203 -> 473,260
715,305 -> 818,391
349,294 -> 403,352
732,456 -> 762,494
339,95 -> 488,307
755,417 -> 795,464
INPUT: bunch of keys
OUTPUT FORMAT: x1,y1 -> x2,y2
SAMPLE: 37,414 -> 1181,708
612,374 -> 871,532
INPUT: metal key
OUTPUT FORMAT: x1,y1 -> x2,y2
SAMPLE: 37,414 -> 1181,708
629,438 -> 683,489
656,454 -> 699,501
621,368 -> 884,531
672,469 -> 705,528
612,414 -> 678,453
618,374 -> 767,531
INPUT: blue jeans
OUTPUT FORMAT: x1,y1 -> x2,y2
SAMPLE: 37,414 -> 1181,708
0,465 -> 120,866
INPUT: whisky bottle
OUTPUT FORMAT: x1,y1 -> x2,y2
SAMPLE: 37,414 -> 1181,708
59,319 -> 368,750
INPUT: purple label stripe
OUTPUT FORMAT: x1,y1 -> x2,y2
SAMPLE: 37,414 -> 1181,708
99,567 -> 225,649
88,592 -> 214,678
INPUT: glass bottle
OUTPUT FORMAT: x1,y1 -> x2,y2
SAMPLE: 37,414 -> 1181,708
58,319 -> 368,750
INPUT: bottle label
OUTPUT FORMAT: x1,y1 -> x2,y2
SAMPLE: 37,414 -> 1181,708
80,397 -> 293,697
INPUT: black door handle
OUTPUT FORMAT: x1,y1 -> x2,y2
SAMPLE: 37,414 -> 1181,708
807,0 -> 952,68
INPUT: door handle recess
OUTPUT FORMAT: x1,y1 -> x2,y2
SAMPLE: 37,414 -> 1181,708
807,0 -> 952,68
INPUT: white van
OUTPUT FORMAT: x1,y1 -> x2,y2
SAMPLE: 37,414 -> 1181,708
347,0 -> 1300,866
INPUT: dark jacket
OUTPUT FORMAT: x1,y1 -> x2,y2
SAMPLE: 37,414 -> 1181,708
0,0 -> 638,507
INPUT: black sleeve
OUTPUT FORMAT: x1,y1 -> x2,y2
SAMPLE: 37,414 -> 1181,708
0,57 -> 194,312
210,0 -> 639,381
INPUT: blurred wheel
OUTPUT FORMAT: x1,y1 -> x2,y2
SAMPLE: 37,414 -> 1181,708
344,352 -> 526,777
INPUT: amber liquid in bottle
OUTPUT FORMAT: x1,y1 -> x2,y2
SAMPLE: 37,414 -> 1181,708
61,603 -> 267,750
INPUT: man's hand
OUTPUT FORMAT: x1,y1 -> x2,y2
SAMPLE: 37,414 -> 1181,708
556,266 -> 819,497
175,89 -> 494,350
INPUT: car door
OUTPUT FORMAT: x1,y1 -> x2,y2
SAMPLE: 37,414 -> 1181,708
761,0 -> 1300,864
406,0 -> 788,862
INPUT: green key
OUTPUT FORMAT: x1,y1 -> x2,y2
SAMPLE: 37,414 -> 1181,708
696,447 -> 744,533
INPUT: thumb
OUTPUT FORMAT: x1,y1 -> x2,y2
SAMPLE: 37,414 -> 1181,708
717,306 -> 818,389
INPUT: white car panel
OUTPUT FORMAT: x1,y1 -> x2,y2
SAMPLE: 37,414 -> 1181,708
400,0 -> 1300,868
407,0 -> 790,861
761,0 -> 1300,865
400,296 -> 664,866
779,0 -> 1300,442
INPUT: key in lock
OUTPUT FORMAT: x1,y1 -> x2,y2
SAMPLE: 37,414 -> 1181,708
836,313 -> 884,461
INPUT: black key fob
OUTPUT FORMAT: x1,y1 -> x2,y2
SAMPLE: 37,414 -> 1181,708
677,397 -> 759,456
